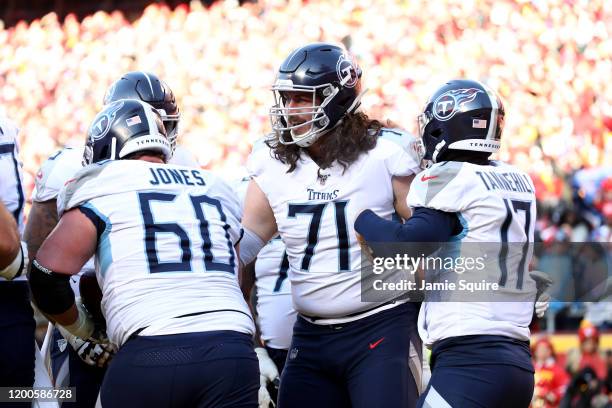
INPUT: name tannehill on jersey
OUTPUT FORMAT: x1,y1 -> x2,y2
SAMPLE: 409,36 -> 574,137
474,169 -> 533,193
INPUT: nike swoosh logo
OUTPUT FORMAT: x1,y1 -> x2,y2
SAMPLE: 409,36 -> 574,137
369,337 -> 385,349
421,175 -> 438,182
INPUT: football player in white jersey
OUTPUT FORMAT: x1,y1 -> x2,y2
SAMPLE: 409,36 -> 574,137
241,43 -> 424,408
233,175 -> 297,408
355,80 -> 537,407
24,71 -> 199,407
29,100 -> 259,408
0,116 -> 35,398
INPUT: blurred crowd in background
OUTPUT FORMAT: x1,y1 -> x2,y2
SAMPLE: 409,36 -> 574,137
0,1 -> 610,405
532,324 -> 611,408
0,0 -> 609,204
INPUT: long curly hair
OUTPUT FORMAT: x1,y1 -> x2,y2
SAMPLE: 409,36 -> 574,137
265,112 -> 383,173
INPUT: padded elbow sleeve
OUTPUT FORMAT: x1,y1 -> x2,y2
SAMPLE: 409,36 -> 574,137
239,228 -> 266,266
29,260 -> 75,315
0,242 -> 26,281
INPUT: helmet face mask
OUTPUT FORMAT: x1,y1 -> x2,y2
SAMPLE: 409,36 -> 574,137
83,99 -> 171,166
104,71 -> 180,156
270,83 -> 336,147
269,43 -> 364,148
156,108 -> 179,151
419,79 -> 505,164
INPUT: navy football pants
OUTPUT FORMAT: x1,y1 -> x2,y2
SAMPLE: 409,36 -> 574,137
278,302 -> 421,408
0,281 -> 35,408
100,330 -> 259,408
418,335 -> 534,408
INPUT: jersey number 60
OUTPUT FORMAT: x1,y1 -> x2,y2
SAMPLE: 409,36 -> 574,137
138,192 -> 236,274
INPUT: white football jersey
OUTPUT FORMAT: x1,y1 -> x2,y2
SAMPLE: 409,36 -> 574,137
248,129 -> 421,318
34,145 -> 199,203
0,117 -> 25,234
33,145 -> 201,292
254,237 -> 296,350
408,160 -> 537,345
58,160 -> 253,346
33,147 -> 84,203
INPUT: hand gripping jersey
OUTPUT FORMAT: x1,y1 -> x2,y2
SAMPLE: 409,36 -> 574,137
409,160 -> 537,345
57,160 -> 253,346
0,117 -> 25,234
248,129 -> 422,319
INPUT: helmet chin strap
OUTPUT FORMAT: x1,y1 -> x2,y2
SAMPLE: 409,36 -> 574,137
347,88 -> 368,114
432,140 -> 446,163
110,137 -> 117,161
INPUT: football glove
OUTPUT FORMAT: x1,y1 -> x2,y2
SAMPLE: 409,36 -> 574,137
60,297 -> 109,344
530,270 -> 553,318
255,347 -> 279,408
57,325 -> 116,368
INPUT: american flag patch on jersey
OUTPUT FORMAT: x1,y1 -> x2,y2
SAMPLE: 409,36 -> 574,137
126,115 -> 142,126
472,119 -> 487,128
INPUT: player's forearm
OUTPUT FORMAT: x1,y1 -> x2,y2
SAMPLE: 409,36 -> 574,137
0,203 -> 20,268
240,261 -> 257,301
23,199 -> 59,263
391,174 -> 414,220
45,302 -> 78,326
354,207 -> 458,257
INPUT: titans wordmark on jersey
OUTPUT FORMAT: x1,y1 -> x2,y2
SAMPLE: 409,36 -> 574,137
409,160 -> 537,346
58,160 -> 253,346
248,129 -> 422,319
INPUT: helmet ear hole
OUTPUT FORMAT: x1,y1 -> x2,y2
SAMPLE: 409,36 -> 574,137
430,128 -> 443,139
99,145 -> 110,160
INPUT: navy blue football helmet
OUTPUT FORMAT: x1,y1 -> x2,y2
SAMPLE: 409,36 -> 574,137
418,79 -> 505,163
269,43 -> 364,147
104,71 -> 179,154
83,99 -> 170,165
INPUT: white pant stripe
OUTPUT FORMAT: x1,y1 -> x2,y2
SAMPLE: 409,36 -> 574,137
423,385 -> 453,408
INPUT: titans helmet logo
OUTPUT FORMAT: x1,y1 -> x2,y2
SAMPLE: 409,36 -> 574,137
336,54 -> 360,88
433,88 -> 483,121
89,100 -> 125,140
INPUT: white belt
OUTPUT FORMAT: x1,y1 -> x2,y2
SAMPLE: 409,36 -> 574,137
299,299 -> 408,326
